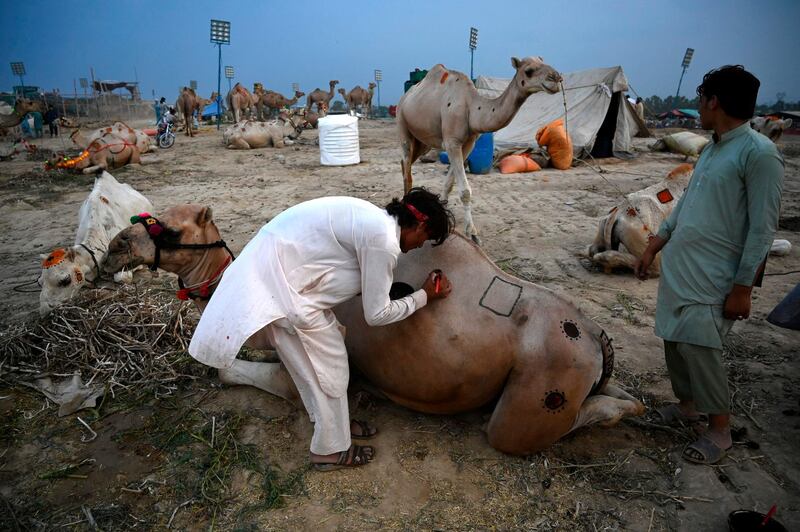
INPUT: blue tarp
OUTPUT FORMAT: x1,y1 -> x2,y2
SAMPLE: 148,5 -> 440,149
201,100 -> 224,118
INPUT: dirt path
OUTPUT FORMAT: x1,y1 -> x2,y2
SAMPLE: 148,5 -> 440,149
1,121 -> 798,531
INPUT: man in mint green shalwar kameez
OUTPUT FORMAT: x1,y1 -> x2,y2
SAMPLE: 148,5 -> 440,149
635,65 -> 784,465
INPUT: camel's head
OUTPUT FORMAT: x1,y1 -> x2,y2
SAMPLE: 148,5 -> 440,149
16,98 -> 44,114
294,90 -> 305,99
59,117 -> 78,128
102,205 -> 220,276
38,247 -> 87,317
368,82 -> 377,90
751,116 -> 793,143
329,80 -> 339,88
511,56 -> 562,96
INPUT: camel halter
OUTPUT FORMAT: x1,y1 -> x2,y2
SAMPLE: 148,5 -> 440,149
130,214 -> 236,300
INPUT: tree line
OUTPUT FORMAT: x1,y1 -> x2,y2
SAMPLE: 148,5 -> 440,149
639,94 -> 797,116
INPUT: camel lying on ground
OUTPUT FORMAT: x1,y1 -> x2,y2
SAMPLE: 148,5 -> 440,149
751,116 -> 793,143
38,171 -> 153,316
70,121 -> 151,154
398,57 -> 562,244
588,164 -> 790,275
103,204 -> 645,455
338,83 -> 376,117
227,83 -> 259,123
51,131 -> 141,174
222,114 -> 303,149
306,80 -> 338,116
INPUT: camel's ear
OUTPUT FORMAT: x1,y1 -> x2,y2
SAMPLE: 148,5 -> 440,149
511,57 -> 521,69
782,118 -> 793,129
196,206 -> 214,226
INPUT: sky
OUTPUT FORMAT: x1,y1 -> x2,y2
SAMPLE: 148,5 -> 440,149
1,0 -> 797,106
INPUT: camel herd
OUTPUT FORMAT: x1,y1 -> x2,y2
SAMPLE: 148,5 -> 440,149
16,55 -> 796,456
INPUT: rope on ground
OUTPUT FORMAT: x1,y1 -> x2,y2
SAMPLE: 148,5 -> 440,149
765,270 -> 800,276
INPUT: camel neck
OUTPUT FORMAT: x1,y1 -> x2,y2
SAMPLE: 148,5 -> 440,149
468,80 -> 528,133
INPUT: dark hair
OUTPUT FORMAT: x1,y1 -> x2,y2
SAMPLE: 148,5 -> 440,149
386,186 -> 454,246
696,65 -> 760,120
636,97 -> 643,103
160,97 -> 166,103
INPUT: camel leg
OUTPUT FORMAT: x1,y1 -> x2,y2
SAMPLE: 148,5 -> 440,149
569,384 -> 645,432
228,138 -> 251,150
591,250 -> 661,276
129,149 -> 141,165
218,359 -> 300,405
398,122 -> 428,193
82,164 -> 103,174
444,138 -> 479,244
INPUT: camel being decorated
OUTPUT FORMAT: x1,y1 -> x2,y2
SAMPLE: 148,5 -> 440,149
0,98 -> 44,129
260,90 -> 305,118
70,121 -> 152,154
587,164 -> 789,275
398,57 -> 562,244
103,204 -> 644,455
751,116 -> 793,143
38,171 -> 153,316
338,83 -> 376,117
222,114 -> 303,149
176,87 -> 198,137
50,131 -> 141,174
226,83 -> 259,123
306,80 -> 338,116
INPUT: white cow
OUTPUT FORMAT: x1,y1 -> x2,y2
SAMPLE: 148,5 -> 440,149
751,116 -> 793,143
38,171 -> 153,316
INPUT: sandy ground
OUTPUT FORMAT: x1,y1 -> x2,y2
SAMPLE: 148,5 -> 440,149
0,119 -> 798,531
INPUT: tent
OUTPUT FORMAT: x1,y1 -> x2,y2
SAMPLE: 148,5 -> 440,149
657,108 -> 699,119
475,66 -> 648,158
201,100 -> 224,119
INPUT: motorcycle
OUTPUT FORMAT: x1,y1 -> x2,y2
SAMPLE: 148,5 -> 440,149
156,121 -> 175,149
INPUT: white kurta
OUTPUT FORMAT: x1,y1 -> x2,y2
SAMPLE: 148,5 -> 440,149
189,197 -> 428,398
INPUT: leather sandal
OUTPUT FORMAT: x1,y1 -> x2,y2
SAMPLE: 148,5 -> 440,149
311,444 -> 375,472
350,419 -> 378,440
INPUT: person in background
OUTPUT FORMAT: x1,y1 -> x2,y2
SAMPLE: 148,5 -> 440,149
635,97 -> 645,122
44,106 -> 59,138
31,109 -> 44,138
635,65 -> 784,465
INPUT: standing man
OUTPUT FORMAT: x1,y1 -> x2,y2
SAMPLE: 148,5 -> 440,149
635,65 -> 784,465
189,188 -> 455,470
635,97 -> 645,122
44,105 -> 59,138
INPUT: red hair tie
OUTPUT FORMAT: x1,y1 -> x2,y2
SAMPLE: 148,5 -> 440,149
405,203 -> 429,222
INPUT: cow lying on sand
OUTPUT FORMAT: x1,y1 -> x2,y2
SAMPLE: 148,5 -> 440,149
103,204 -> 644,455
38,171 -> 153,316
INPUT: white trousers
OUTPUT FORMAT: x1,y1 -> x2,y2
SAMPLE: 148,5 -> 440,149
265,318 -> 351,455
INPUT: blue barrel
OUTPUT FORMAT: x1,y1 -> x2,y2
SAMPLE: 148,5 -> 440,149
467,133 -> 494,174
439,151 -> 449,164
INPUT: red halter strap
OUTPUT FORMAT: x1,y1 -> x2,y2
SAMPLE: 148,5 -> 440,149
176,256 -> 233,301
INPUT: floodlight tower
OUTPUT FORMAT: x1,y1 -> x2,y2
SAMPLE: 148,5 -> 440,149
210,19 -> 231,130
675,47 -> 694,100
469,27 -> 478,80
10,62 -> 26,97
374,69 -> 382,110
225,66 -> 235,93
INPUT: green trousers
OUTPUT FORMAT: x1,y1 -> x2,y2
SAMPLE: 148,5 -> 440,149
664,340 -> 730,415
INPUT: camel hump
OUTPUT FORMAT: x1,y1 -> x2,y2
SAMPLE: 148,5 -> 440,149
667,162 -> 694,180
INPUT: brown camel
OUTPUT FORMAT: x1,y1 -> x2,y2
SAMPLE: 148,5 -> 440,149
305,80 -> 338,116
365,82 -> 377,118
261,90 -> 305,118
176,87 -> 198,137
398,57 -> 562,243
227,83 -> 258,123
338,82 -> 376,117
49,131 -> 141,174
0,98 -> 44,129
103,204 -> 644,455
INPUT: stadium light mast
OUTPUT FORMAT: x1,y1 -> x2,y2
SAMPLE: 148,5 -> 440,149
374,69 -> 382,110
225,66 -> 235,93
469,27 -> 478,80
675,47 -> 694,100
10,62 -> 26,97
210,19 -> 231,130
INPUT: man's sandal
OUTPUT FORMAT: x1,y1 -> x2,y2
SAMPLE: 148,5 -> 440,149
350,419 -> 378,440
653,404 -> 708,427
311,444 -> 375,472
682,436 -> 731,465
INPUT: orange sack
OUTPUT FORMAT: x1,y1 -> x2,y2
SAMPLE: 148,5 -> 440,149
499,154 -> 541,174
535,118 -> 573,170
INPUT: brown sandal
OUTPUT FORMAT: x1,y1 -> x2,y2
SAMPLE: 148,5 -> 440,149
350,419 -> 378,440
312,444 -> 375,472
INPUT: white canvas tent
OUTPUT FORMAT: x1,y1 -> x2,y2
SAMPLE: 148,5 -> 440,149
475,66 -> 648,158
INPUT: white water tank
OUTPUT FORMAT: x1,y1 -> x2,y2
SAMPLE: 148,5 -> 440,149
319,114 -> 360,166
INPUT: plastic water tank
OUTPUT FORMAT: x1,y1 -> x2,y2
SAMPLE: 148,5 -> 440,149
467,132 -> 494,174
319,114 -> 360,165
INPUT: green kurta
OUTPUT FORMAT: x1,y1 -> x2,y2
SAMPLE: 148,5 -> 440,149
655,122 -> 785,349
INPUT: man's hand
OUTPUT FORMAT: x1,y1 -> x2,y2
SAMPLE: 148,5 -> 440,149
422,269 -> 452,300
633,251 -> 655,280
723,284 -> 752,320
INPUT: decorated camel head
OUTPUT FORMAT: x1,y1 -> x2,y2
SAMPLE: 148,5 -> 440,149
49,131 -> 141,174
397,56 -> 562,243
103,204 -> 643,454
751,116 -> 793,143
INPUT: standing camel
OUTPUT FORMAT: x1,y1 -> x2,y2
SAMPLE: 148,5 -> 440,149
365,82 -> 377,118
227,83 -> 258,123
338,83 -> 376,117
305,80 -> 338,116
261,90 -> 305,118
176,87 -> 198,137
398,56 -> 562,243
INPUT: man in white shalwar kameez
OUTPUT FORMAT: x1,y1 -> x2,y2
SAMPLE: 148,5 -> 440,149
189,188 -> 454,470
